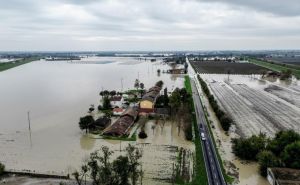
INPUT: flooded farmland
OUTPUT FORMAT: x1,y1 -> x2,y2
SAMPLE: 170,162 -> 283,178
0,57 -> 192,184
197,73 -> 300,185
201,74 -> 300,138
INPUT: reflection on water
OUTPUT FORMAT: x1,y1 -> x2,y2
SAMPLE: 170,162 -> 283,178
80,134 -> 95,150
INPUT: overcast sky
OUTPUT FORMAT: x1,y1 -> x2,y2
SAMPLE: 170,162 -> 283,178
0,0 -> 300,51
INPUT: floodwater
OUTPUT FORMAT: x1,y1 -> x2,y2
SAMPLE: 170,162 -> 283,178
197,73 -> 300,185
0,57 -> 186,183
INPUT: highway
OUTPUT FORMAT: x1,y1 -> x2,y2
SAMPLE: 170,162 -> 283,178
190,76 -> 227,185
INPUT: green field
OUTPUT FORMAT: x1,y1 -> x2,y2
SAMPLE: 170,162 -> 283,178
249,58 -> 300,79
184,76 -> 208,185
0,57 -> 39,72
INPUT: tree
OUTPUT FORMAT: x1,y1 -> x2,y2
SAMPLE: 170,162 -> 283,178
103,96 -> 111,110
257,150 -> 279,176
267,130 -> 300,156
0,162 -> 5,176
169,88 -> 181,115
126,144 -> 142,185
103,90 -> 110,97
100,91 -> 104,97
134,79 -> 140,90
281,141 -> 300,169
155,80 -> 163,88
232,133 -> 267,160
79,115 -> 94,133
113,156 -> 130,185
163,88 -> 169,107
110,90 -> 117,97
139,83 -> 144,90
219,115 -> 232,131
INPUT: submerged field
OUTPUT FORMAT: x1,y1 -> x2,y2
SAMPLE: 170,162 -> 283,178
200,74 -> 300,138
190,61 -> 268,74
0,57 -> 190,185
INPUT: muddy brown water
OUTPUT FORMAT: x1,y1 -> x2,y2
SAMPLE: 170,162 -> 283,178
0,57 -> 189,184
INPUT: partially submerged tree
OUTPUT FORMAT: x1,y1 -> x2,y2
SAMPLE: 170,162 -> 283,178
79,115 -> 95,133
102,96 -> 111,110
134,79 -> 140,90
155,80 -> 163,88
0,162 -> 5,176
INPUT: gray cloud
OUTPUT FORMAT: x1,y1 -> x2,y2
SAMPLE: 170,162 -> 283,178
198,0 -> 300,16
0,0 -> 299,50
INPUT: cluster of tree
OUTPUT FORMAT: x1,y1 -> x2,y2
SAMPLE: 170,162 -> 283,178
197,75 -> 232,131
100,90 -> 123,98
134,79 -> 144,90
155,88 -> 169,108
73,145 -> 143,185
232,130 -> 300,176
0,162 -> 5,176
169,88 -> 193,140
98,90 -> 118,111
280,69 -> 292,80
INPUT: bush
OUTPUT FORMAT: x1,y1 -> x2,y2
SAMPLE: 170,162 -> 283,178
138,131 -> 148,139
0,162 -> 5,176
257,150 -> 279,176
281,141 -> 300,169
184,122 -> 193,141
216,109 -> 225,119
219,115 -> 232,131
232,133 -> 267,160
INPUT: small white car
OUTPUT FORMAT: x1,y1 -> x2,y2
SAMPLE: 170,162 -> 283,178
201,132 -> 206,141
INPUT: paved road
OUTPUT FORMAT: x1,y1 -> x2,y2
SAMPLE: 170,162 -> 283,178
190,77 -> 226,185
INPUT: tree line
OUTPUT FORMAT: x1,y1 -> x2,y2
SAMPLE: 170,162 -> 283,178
232,130 -> 300,176
197,75 -> 232,131
168,87 -> 193,141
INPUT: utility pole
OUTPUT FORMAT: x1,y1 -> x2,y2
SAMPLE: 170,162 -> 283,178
27,111 -> 31,131
121,78 -> 124,92
27,111 -> 32,147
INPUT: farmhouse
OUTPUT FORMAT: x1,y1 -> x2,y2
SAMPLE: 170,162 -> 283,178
267,167 -> 300,185
166,68 -> 186,74
113,107 -> 125,116
139,85 -> 161,113
110,96 -> 124,108
102,107 -> 138,136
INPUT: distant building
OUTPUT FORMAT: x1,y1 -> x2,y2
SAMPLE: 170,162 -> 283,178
110,96 -> 124,108
113,107 -> 125,116
267,167 -> 300,185
166,68 -> 186,74
139,86 -> 161,113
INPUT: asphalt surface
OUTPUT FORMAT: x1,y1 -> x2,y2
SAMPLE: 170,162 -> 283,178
190,77 -> 227,185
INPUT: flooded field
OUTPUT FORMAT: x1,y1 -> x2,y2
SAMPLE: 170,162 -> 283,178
201,74 -> 300,138
0,57 -> 189,184
196,73 -> 300,185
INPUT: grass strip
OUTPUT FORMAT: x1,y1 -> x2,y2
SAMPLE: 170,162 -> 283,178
184,76 -> 208,185
0,57 -> 39,72
249,58 -> 300,79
